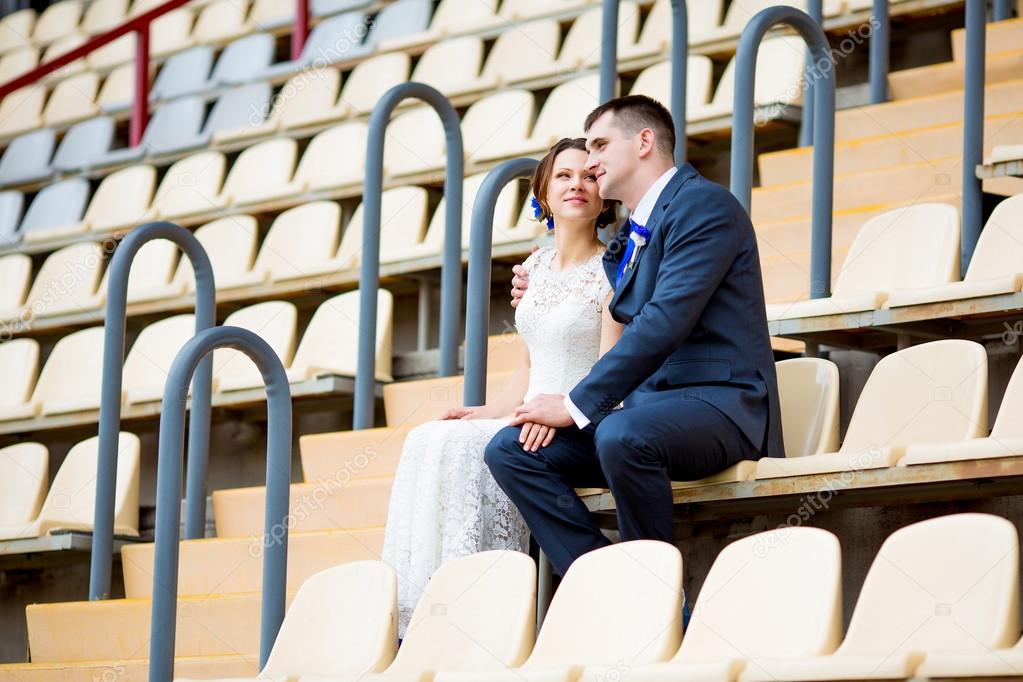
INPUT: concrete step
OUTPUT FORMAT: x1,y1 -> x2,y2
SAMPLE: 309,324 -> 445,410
887,48 -> 1023,101
121,527 -> 384,598
951,17 -> 1023,63
760,112 -> 1023,186
211,478 -> 392,537
381,370 -> 515,428
834,78 -> 1023,143
300,426 -> 410,484
0,655 -> 256,682
25,592 -> 291,662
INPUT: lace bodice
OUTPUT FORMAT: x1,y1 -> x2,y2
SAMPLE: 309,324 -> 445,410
515,246 -> 612,402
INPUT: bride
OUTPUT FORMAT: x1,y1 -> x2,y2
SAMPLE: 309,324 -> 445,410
381,137 -> 623,637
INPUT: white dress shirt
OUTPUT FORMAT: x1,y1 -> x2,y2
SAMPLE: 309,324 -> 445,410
563,166 -> 679,429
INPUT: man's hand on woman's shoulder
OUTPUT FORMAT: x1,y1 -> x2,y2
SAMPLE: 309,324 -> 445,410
510,244 -> 541,308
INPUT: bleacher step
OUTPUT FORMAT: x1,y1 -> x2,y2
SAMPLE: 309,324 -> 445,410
951,17 -> 1023,63
0,655 -> 256,682
888,48 -> 1023,101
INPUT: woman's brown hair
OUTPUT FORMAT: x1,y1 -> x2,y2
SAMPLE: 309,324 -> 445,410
530,137 -> 619,231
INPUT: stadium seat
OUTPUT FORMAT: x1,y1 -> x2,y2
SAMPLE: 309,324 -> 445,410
500,75 -> 602,157
249,0 -> 293,29
332,186 -> 430,269
755,340 -> 989,479
96,63 -> 136,113
705,0 -> 839,43
0,46 -> 39,83
97,96 -> 206,164
391,0 -> 499,44
286,288 -> 394,383
83,164 -> 156,233
32,0 -> 83,46
625,527 -> 842,682
888,194 -> 1023,307
150,45 -> 214,101
310,0 -> 372,18
348,0 -> 431,59
0,128 -> 55,186
0,193 -> 25,247
98,237 -> 184,303
224,201 -> 340,287
187,83 -> 272,150
408,37 -> 485,97
766,203 -> 961,320
620,0 -> 723,59
502,0 -> 594,20
213,300 -> 298,391
274,121 -> 367,197
214,67 -> 343,142
478,19 -> 560,87
0,432 -> 140,540
0,85 -> 45,138
19,242 -> 105,319
381,106 -> 447,177
0,253 -> 31,316
40,33 -> 87,80
121,314 -> 197,403
629,57 -> 716,120
740,513 -> 1019,681
337,51 -> 409,115
213,137 -> 298,206
0,339 -> 39,420
172,214 -> 259,291
259,11 -> 369,80
191,0 -> 252,45
504,195 -> 551,244
990,144 -> 1023,163
208,32 -> 275,87
51,116 -> 116,172
82,0 -> 127,35
555,2 -> 639,71
87,32 -> 134,69
777,357 -> 841,457
145,151 -> 226,221
19,177 -> 90,242
438,540 -> 682,682
5,326 -> 107,418
462,90 -> 537,164
0,9 -> 35,53
0,443 -> 48,530
150,7 -> 196,57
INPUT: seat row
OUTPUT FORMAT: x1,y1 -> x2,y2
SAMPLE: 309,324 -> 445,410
0,288 -> 392,424
185,513 -> 1023,682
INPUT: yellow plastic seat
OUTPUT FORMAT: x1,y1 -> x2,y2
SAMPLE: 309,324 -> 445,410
275,121 -> 368,197
0,338 -> 40,422
501,75 -> 603,158
0,85 -> 45,138
98,238 -> 185,304
620,0 -> 723,58
776,357 -> 840,457
766,203 -> 960,321
0,46 -> 39,82
41,71 -> 100,126
554,2 -> 638,71
438,540 -> 682,682
334,187 -> 430,270
122,314 -> 197,404
0,9 -> 35,53
338,52 -> 410,116
191,0 -> 252,45
629,57 -> 715,121
215,68 -> 344,142
0,253 -> 32,319
84,164 -> 157,233
146,151 -> 227,221
755,340 -> 988,479
286,289 -> 393,384
40,33 -> 87,80
215,138 -> 298,207
33,326 -> 108,416
409,36 -> 486,97
97,63 -> 136,112
694,35 -> 806,121
625,527 -> 842,682
31,0 -> 82,45
82,0 -> 128,35
382,106 -> 447,177
478,18 -> 559,87
462,90 -> 537,164
213,301 -> 298,392
741,513 -> 1020,681
249,0 -> 292,29
0,443 -> 48,529
172,215 -> 259,292
227,201 -> 341,286
888,194 -> 1023,307
0,432 -> 139,540
20,242 -> 105,320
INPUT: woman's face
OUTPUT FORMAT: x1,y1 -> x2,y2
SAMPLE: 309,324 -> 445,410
545,148 -> 604,225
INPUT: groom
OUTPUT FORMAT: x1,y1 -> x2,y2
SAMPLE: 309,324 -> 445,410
485,95 -> 784,576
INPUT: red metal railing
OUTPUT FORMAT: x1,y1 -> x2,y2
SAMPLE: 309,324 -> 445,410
0,0 -> 310,147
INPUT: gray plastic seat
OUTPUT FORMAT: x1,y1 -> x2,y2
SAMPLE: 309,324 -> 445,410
51,117 -> 116,173
150,46 -> 214,101
259,12 -> 369,80
348,0 -> 431,58
95,97 -> 207,164
0,129 -> 55,187
195,83 -> 271,145
210,33 -> 276,87
18,178 -> 90,241
0,191 -> 25,247
311,0 -> 371,18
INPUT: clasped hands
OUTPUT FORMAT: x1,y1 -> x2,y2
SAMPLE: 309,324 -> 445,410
441,393 -> 573,453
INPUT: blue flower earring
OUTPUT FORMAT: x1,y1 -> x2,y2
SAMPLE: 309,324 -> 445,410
530,196 -> 555,231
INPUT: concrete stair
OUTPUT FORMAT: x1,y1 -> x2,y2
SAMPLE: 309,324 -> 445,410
887,48 -> 1023,100
0,655 -> 257,682
951,17 -> 1023,63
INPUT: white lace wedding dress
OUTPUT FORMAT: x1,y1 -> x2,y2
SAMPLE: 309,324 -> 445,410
381,245 -> 612,637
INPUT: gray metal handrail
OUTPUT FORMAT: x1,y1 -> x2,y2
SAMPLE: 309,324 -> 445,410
599,0 -> 619,104
730,6 -> 835,300
993,0 -> 1015,20
799,0 -> 824,146
961,0 -> 986,273
88,222 -> 215,601
464,158 -> 539,407
355,81 -> 464,430
869,0 -> 890,103
148,326 -> 292,682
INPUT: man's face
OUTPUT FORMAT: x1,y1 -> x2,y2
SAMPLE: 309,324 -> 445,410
585,111 -> 637,203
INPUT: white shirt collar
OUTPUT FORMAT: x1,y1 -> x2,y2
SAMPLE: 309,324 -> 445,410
629,166 -> 677,227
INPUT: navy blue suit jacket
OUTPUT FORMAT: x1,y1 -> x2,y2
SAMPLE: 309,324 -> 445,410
568,163 -> 785,458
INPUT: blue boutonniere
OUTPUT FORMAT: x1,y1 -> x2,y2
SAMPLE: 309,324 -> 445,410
530,196 -> 555,230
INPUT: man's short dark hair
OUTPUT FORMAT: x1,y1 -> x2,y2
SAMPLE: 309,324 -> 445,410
583,95 -> 676,160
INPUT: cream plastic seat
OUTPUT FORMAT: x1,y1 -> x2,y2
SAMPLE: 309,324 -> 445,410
0,253 -> 32,319
507,195 -> 556,244
0,339 -> 40,422
400,0 -> 500,43
84,164 -> 156,233
215,68 -> 344,142
0,9 -> 35,53
98,238 -> 185,304
554,2 -> 639,71
20,242 -> 105,320
0,443 -> 48,529
0,432 -> 140,540
40,33 -> 87,81
146,151 -> 227,222
249,0 -> 293,29
274,121 -> 368,197
629,57 -> 715,121
625,527 -> 842,682
502,75 -> 603,158
173,215 -> 259,292
213,301 -> 298,392
382,106 -> 447,177
437,540 -> 682,682
0,46 -> 39,83
32,0 -> 82,46
214,138 -> 298,207
741,513 -> 1020,681
41,71 -> 100,127
478,19 -> 559,87
286,289 -> 393,384
227,201 -> 341,286
702,0 -> 841,43
0,85 -> 45,138
620,0 -> 723,58
755,340 -> 988,479
334,187 -> 430,270
503,0 -> 593,20
97,63 -> 136,113
82,0 -> 127,35
410,36 -> 486,97
888,194 -> 1023,307
31,326 -> 107,417
122,314 -> 197,404
766,203 -> 960,321
990,144 -> 1023,163
191,0 -> 252,45
462,90 -> 537,164
337,52 -> 410,116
